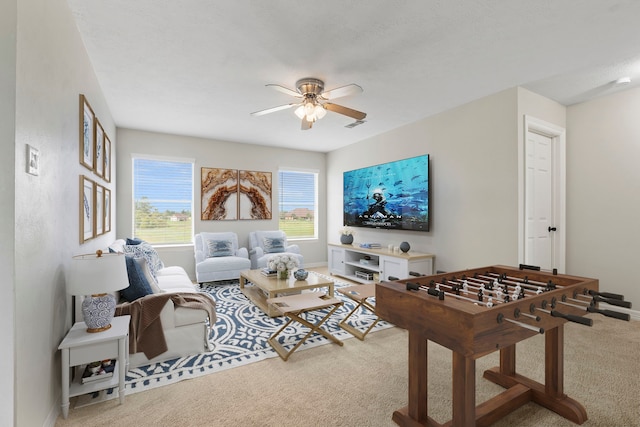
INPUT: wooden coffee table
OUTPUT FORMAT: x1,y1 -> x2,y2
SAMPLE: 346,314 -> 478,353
239,269 -> 334,317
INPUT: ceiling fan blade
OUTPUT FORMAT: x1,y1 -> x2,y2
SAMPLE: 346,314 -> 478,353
301,117 -> 312,130
250,103 -> 298,116
266,84 -> 302,98
320,84 -> 363,100
324,103 -> 367,120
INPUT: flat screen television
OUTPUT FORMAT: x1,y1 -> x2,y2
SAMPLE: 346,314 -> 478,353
343,154 -> 429,232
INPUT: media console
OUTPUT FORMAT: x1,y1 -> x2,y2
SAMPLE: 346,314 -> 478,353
328,243 -> 434,283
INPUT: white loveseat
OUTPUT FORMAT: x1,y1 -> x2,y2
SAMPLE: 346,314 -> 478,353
109,239 -> 216,368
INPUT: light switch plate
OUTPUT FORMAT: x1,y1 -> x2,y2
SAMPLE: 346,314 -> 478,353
27,144 -> 39,176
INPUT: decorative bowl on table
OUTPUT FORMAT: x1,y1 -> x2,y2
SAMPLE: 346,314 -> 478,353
294,269 -> 309,281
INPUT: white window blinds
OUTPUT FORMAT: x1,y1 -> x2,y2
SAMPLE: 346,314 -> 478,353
132,157 -> 194,244
278,169 -> 318,239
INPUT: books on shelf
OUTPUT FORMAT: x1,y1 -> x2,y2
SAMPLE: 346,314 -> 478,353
359,243 -> 382,249
261,268 -> 277,277
82,360 -> 116,384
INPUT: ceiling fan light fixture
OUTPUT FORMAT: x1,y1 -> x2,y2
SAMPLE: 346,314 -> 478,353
253,77 -> 366,130
294,105 -> 306,119
314,104 -> 327,119
304,101 -> 315,116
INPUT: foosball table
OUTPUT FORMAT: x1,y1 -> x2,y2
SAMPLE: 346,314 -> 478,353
375,264 -> 631,427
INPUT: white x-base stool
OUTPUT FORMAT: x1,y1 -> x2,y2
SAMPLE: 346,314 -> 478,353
267,293 -> 343,361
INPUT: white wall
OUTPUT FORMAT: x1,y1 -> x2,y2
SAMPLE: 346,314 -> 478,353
0,0 -> 17,424
14,0 -> 116,425
115,128 -> 327,279
566,87 -> 640,306
328,86 -> 638,317
328,88 -> 521,273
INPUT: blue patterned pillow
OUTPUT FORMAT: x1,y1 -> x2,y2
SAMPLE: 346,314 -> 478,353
263,237 -> 285,254
206,239 -> 233,258
123,242 -> 163,280
121,256 -> 154,302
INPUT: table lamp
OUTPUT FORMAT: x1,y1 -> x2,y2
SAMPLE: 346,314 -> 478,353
68,250 -> 129,332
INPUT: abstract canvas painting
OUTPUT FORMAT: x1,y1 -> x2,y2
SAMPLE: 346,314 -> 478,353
239,170 -> 272,220
201,168 -> 238,220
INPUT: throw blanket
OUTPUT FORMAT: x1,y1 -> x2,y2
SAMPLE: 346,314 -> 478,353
115,292 -> 216,359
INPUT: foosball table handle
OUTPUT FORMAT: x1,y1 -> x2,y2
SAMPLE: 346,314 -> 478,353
588,289 -> 625,300
550,310 -> 593,326
591,295 -> 632,309
587,305 -> 631,321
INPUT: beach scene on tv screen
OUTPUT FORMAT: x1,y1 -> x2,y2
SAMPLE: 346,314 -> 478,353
343,154 -> 429,232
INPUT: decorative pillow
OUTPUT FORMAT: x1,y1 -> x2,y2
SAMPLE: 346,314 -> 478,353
263,237 -> 285,254
121,255 -> 154,302
135,256 -> 162,294
126,237 -> 144,245
123,242 -> 164,280
108,239 -> 126,253
206,239 -> 233,258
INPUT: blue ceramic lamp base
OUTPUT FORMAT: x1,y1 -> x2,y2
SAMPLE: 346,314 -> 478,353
81,293 -> 117,333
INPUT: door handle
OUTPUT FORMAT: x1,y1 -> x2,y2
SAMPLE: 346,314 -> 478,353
548,226 -> 557,232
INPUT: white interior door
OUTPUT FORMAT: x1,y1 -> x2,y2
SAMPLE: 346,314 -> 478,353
525,132 -> 553,269
520,116 -> 566,272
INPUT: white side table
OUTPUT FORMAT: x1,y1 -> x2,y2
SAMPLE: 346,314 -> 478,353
58,315 -> 130,419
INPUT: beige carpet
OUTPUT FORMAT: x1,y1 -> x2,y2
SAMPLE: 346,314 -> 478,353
56,315 -> 640,427
55,311 -> 639,427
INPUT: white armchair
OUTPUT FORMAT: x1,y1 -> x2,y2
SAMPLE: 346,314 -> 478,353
194,232 -> 251,283
248,230 -> 304,270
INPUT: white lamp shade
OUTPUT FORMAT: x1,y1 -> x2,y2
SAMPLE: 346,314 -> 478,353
314,104 -> 327,119
68,252 -> 129,296
304,101 -> 315,116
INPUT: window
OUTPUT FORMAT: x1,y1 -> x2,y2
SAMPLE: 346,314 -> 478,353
278,169 -> 318,239
132,156 -> 194,245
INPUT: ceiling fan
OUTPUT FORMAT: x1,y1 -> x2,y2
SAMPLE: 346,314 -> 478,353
250,78 -> 367,130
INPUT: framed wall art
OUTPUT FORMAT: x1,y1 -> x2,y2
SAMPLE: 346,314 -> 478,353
95,119 -> 105,178
201,167 -> 238,220
104,134 -> 111,183
95,184 -> 104,236
80,175 -> 95,243
239,170 -> 272,220
79,94 -> 95,171
104,188 -> 111,233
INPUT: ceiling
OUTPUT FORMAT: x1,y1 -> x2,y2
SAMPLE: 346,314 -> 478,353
66,1 -> 640,153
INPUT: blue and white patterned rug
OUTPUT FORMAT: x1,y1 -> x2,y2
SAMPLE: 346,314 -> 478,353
76,272 -> 392,405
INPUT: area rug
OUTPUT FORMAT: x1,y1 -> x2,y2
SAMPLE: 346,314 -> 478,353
75,272 -> 392,406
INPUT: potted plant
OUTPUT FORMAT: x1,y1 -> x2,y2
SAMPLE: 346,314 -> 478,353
339,227 -> 354,245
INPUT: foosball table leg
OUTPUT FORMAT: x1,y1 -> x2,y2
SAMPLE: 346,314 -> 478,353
483,325 -> 588,425
452,352 -> 476,426
406,331 -> 428,422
